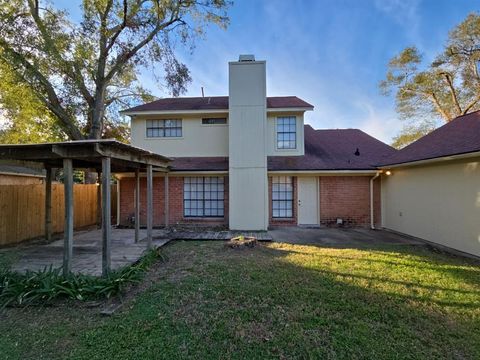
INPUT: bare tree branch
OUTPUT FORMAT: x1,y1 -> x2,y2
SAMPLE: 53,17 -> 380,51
440,72 -> 463,116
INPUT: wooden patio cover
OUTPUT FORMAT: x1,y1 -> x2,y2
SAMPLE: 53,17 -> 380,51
0,140 -> 171,276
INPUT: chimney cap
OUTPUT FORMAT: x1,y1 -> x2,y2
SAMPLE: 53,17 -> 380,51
238,54 -> 255,62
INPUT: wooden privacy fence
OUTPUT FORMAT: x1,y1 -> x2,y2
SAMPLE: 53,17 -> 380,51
0,184 -> 115,246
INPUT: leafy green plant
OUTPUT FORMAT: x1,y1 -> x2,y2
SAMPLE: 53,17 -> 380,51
0,248 -> 164,308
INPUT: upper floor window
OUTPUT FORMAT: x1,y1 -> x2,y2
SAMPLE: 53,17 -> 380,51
146,119 -> 182,138
277,116 -> 296,149
202,118 -> 227,125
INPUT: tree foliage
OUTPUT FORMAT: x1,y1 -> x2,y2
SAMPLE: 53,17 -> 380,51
381,13 -> 480,148
0,0 -> 230,142
0,60 -> 64,143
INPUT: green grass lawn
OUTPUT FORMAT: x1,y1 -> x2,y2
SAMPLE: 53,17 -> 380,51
1,240 -> 479,359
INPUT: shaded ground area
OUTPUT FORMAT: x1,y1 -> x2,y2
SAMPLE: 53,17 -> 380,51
1,237 -> 479,359
5,229 -> 169,276
269,226 -> 425,246
2,228 -> 272,276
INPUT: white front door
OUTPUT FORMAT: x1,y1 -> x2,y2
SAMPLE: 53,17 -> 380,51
298,177 -> 319,225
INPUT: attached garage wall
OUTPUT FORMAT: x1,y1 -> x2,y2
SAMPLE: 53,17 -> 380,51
381,159 -> 480,257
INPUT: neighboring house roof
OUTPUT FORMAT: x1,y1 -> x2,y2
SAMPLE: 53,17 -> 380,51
122,96 -> 314,113
170,125 -> 396,172
379,111 -> 480,167
0,161 -> 45,177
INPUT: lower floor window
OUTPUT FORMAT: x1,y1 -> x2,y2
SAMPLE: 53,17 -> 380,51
184,177 -> 224,217
272,176 -> 293,218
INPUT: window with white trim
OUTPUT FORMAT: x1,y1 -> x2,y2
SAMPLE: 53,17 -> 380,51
276,116 -> 296,149
184,177 -> 224,217
146,119 -> 182,137
272,176 -> 293,218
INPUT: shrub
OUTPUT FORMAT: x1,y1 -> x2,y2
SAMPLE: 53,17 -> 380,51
0,248 -> 163,308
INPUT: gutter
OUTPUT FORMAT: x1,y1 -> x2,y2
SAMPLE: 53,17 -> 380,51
121,107 -> 313,117
379,150 -> 480,169
370,171 -> 381,230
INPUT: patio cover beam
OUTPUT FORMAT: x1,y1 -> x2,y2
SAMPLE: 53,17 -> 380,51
0,140 -> 171,173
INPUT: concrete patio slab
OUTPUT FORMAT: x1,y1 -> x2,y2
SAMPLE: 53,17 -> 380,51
268,227 -> 426,247
9,228 -> 170,276
168,230 -> 272,241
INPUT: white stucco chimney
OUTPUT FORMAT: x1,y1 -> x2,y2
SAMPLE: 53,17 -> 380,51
228,55 -> 268,230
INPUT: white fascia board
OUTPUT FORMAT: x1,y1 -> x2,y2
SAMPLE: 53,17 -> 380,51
116,170 -> 228,179
168,171 -> 228,175
122,109 -> 228,116
267,107 -> 314,113
122,107 -> 313,117
268,170 -> 379,176
379,151 -> 480,169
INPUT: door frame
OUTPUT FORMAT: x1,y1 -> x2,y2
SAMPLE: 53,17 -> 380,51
297,176 -> 320,226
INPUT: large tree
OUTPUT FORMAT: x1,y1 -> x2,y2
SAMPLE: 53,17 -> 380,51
381,13 -> 480,148
0,0 -> 229,142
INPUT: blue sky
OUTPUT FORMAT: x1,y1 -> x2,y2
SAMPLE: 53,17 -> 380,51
58,0 -> 478,143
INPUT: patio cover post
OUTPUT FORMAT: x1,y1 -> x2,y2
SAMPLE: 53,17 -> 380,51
63,159 -> 74,276
102,157 -> 112,276
45,167 -> 53,242
96,169 -> 102,228
134,169 -> 140,243
146,164 -> 153,249
164,173 -> 169,227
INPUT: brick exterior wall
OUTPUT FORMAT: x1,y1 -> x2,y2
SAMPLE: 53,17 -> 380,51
319,176 -> 381,227
119,174 -> 381,229
268,176 -> 298,226
119,177 -> 165,226
119,175 -> 228,227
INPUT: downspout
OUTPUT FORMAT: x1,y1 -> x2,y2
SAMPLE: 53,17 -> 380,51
370,171 -> 381,230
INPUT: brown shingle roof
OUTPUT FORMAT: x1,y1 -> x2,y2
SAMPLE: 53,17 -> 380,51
123,96 -> 313,113
169,125 -> 395,172
170,157 -> 228,171
268,126 -> 396,171
379,111 -> 480,166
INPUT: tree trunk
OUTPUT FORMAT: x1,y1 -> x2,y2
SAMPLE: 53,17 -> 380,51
85,170 -> 98,184
89,84 -> 107,139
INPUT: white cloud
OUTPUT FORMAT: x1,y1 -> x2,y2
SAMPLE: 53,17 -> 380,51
374,0 -> 422,44
353,100 -> 403,143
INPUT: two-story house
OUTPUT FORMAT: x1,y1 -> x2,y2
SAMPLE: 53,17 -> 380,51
118,55 -> 396,231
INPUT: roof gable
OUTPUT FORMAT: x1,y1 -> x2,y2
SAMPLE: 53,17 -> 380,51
268,126 -> 396,171
380,111 -> 480,166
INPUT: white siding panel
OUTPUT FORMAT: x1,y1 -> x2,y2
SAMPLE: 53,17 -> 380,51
131,115 -> 228,157
382,160 -> 480,257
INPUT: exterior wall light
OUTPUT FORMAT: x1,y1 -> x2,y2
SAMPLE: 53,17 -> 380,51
385,170 -> 392,176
